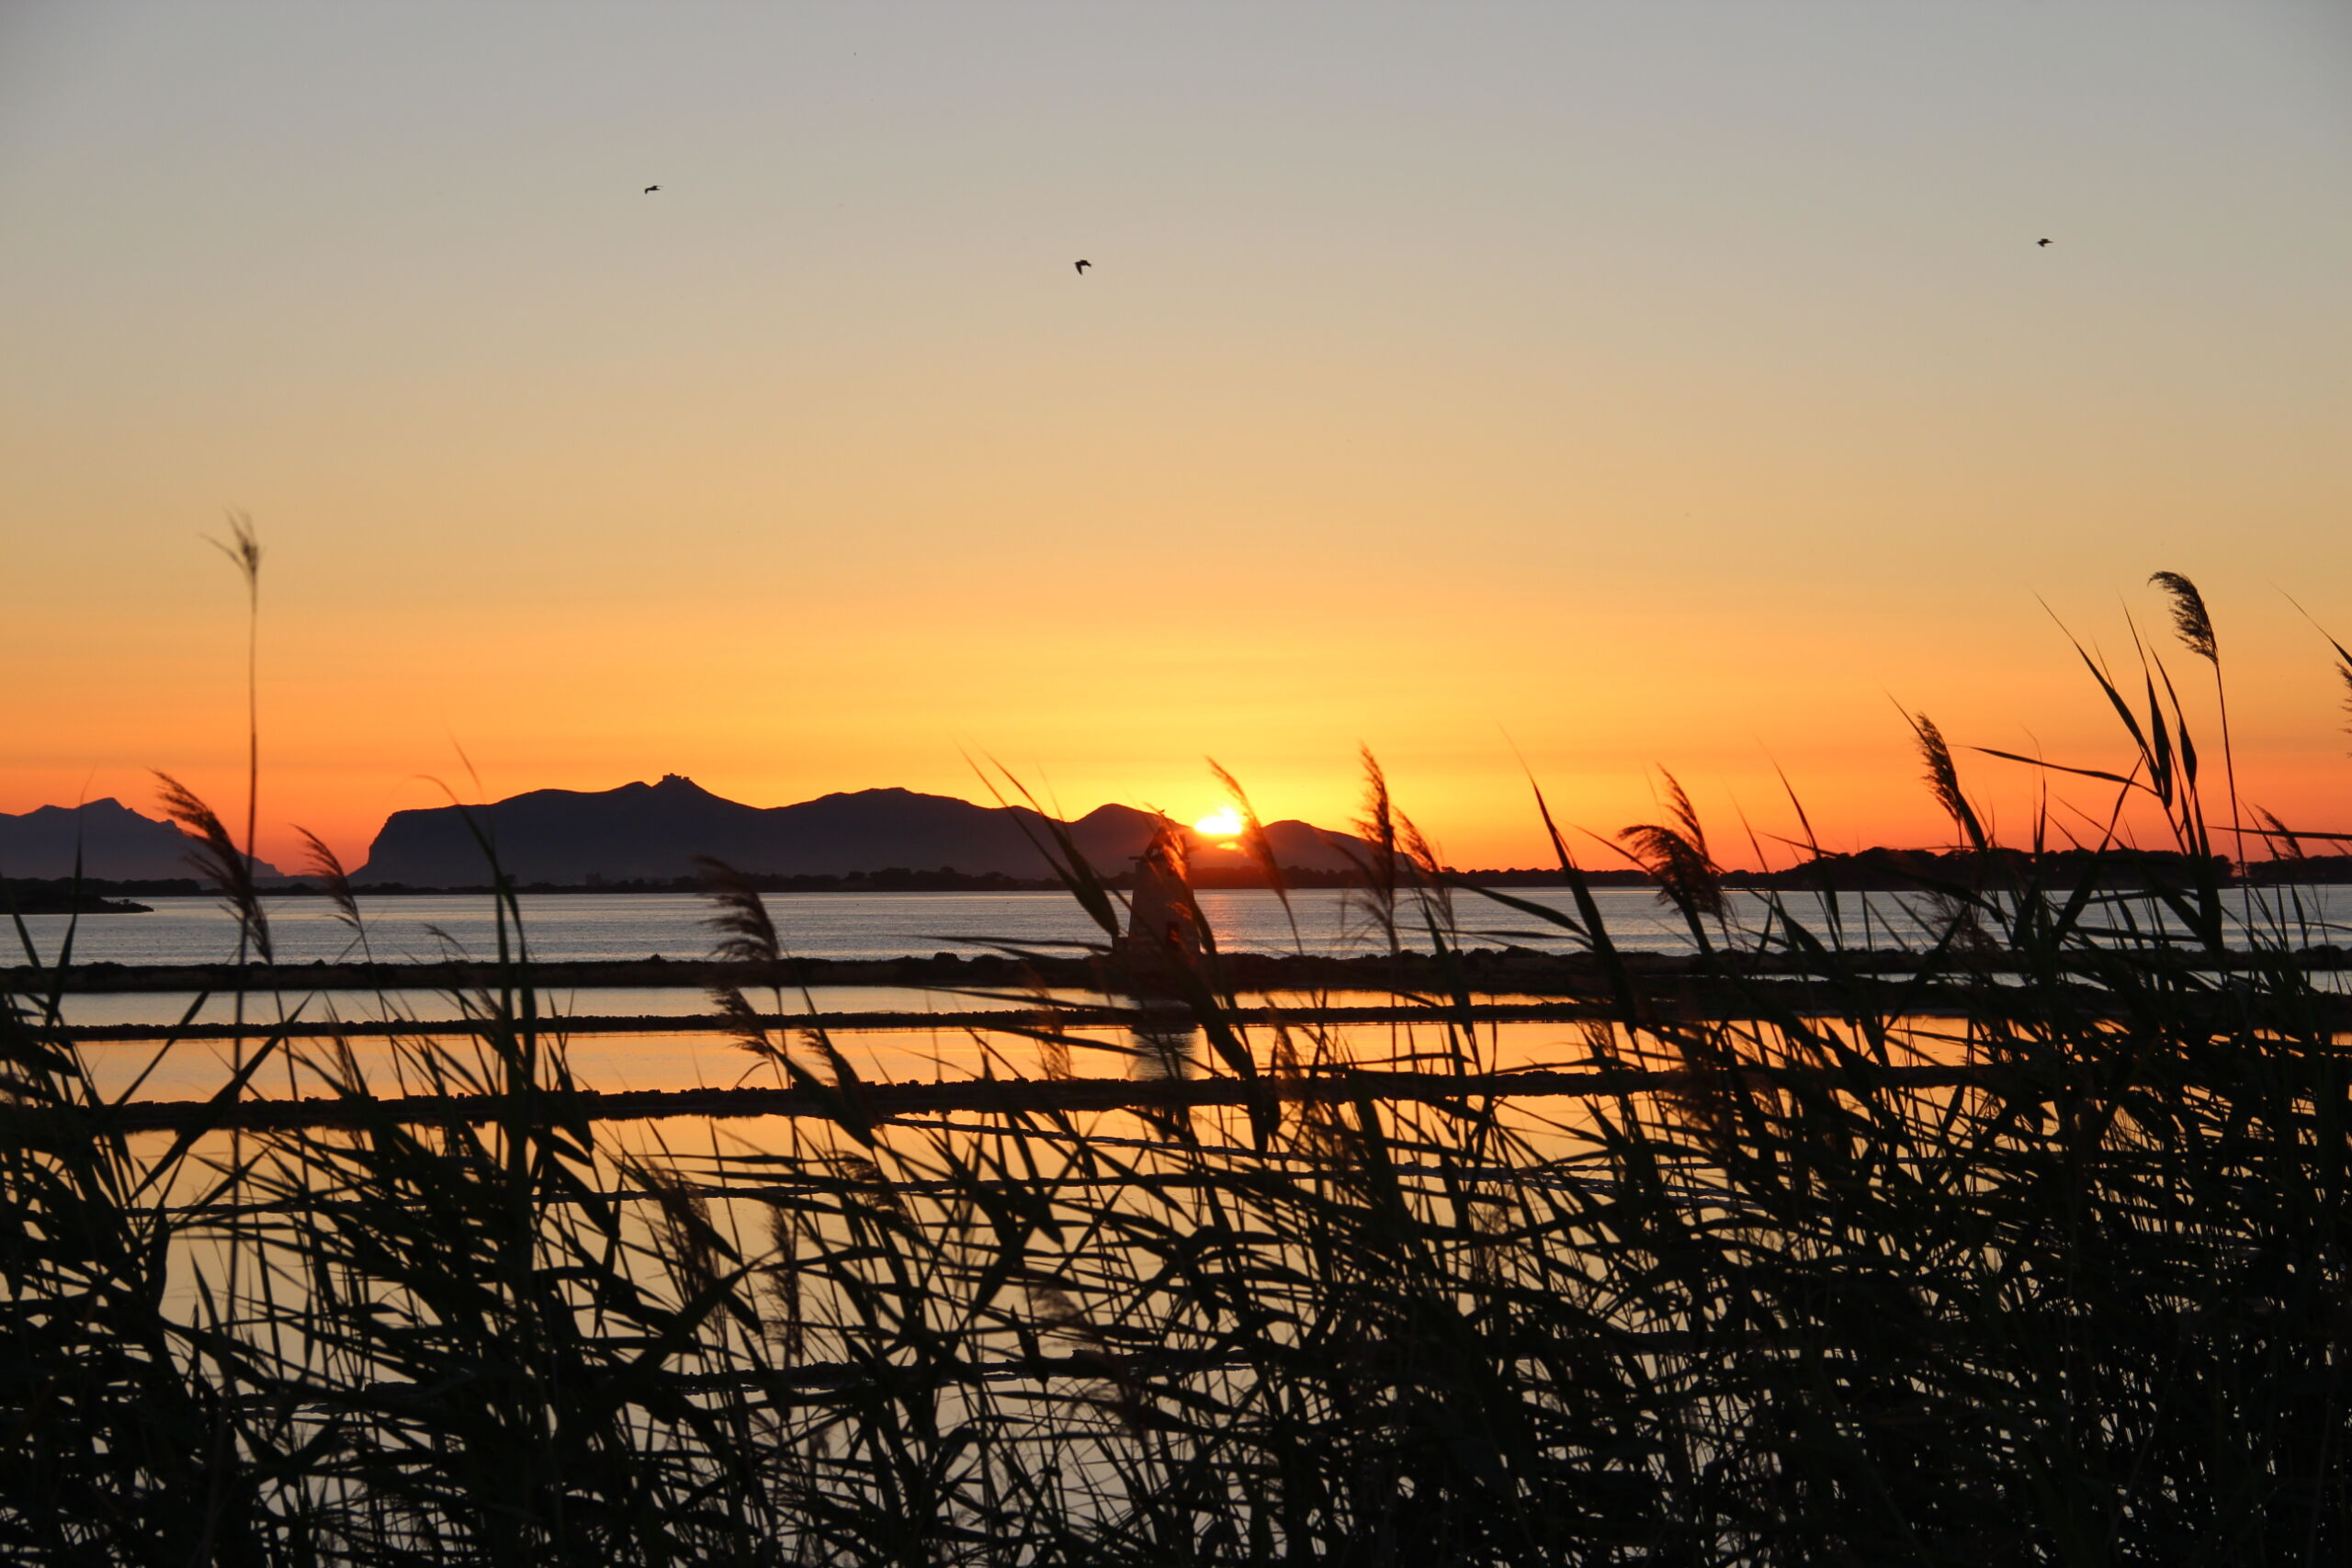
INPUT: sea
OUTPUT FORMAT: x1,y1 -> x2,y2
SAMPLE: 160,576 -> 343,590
19,885 -> 2346,1101
17,885 -> 2350,971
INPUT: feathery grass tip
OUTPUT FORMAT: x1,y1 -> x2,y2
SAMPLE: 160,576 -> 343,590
2149,570 -> 2218,663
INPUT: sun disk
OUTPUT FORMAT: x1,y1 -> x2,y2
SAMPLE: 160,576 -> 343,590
1193,807 -> 1246,839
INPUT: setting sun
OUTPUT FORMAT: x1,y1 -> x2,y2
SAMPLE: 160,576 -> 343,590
1192,807 -> 1246,840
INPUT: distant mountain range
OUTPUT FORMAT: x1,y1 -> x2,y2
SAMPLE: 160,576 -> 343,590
0,799 -> 287,883
0,779 -> 1368,891
15,785 -> 2310,898
351,775 -> 1366,886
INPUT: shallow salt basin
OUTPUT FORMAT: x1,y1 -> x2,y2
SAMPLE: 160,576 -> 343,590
38,983 -> 1103,1030
70,1011 -> 1978,1106
39,983 -> 1559,1037
69,1021 -> 1589,1103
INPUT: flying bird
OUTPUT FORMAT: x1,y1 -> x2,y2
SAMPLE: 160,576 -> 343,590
2036,237 -> 2052,246
1074,259 -> 1091,275
644,185 -> 661,195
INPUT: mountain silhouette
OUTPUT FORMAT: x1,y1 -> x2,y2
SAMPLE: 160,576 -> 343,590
352,774 -> 1367,886
0,798 -> 288,883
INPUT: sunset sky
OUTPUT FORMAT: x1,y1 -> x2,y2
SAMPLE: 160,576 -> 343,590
5,2 -> 2348,871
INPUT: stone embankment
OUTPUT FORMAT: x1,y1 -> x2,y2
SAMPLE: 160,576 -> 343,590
17,942 -> 2351,998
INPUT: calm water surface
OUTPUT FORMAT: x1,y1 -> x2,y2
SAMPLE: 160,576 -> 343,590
37,885 -> 2336,970
25,887 -> 1618,965
30,886 -> 2349,1098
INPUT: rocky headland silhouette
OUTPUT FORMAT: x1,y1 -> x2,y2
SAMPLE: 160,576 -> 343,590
350,774 -> 1367,887
0,798 -> 286,884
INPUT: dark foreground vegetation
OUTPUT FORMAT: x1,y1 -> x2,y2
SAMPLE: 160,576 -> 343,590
8,564 -> 2352,1564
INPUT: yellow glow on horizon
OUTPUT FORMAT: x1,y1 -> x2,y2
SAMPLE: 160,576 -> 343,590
1193,807 -> 1246,840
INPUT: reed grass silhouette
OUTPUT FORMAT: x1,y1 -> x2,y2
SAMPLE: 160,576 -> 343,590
7,568 -> 2352,1563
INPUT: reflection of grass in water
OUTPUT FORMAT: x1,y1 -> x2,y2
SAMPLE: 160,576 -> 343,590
11,564 -> 2352,1562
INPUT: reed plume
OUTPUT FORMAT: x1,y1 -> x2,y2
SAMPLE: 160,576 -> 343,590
206,512 -> 266,932
710,982 -> 784,1067
1347,747 -> 1407,953
2254,806 -> 2304,862
696,853 -> 786,972
1908,712 -> 1988,853
294,828 -> 363,929
152,771 -> 272,964
206,509 -> 264,598
1618,769 -> 1724,919
2149,569 -> 2218,663
1207,757 -> 1303,952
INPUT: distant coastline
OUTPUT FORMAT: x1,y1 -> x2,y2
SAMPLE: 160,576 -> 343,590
17,780 -> 2346,898
0,885 -> 153,915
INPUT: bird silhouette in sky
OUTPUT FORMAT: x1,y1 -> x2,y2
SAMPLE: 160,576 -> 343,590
2037,237 -> 2052,246
1074,259 -> 1091,275
643,185 -> 661,195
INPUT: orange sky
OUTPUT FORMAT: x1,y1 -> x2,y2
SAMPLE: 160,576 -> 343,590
5,3 -> 2348,871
